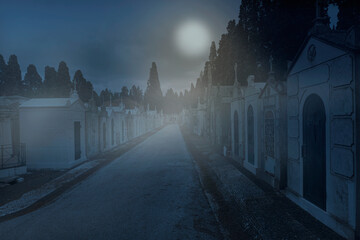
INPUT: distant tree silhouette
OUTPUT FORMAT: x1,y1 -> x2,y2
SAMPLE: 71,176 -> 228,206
100,88 -> 113,106
0,55 -> 7,96
334,0 -> 360,30
24,64 -> 42,97
144,62 -> 163,111
163,88 -> 182,114
209,41 -> 217,62
73,70 -> 93,102
120,86 -> 129,108
56,61 -> 71,97
129,85 -> 143,109
4,55 -> 22,96
43,66 -> 57,97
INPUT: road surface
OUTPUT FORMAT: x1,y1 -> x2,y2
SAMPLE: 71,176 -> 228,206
0,124 -> 222,240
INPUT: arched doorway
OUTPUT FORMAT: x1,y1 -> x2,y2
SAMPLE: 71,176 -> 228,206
247,105 -> 254,164
234,111 -> 239,156
103,122 -> 106,149
303,94 -> 326,210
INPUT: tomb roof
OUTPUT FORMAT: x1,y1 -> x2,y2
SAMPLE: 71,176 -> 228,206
20,97 -> 79,108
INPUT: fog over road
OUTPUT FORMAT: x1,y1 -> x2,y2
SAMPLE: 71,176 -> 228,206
0,124 -> 221,240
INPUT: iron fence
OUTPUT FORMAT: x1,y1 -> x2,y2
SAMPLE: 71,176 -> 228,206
0,143 -> 26,169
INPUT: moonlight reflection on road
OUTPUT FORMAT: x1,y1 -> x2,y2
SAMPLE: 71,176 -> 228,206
174,20 -> 212,58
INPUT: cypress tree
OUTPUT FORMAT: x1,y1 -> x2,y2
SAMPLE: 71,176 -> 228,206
209,41 -> 217,62
5,55 -> 22,96
57,61 -> 71,97
0,55 -> 7,96
43,66 -> 57,97
24,64 -> 42,97
144,62 -> 163,111
73,70 -> 93,102
120,86 -> 129,108
335,0 -> 360,30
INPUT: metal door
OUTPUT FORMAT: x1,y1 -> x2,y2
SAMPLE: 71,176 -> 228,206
303,94 -> 326,210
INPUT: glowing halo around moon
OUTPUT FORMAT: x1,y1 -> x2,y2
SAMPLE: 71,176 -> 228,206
174,20 -> 212,58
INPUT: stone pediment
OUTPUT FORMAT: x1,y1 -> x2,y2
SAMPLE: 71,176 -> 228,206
259,79 -> 286,98
290,37 -> 347,75
70,100 -> 86,112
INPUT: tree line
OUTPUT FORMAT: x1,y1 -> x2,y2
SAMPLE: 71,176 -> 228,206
0,55 -> 183,114
184,0 -> 360,107
0,54 -> 95,101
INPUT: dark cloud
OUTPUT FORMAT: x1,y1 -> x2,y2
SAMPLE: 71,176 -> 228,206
0,0 -> 240,93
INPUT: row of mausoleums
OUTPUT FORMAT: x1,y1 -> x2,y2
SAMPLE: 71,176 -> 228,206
0,90 -> 165,172
185,24 -> 360,239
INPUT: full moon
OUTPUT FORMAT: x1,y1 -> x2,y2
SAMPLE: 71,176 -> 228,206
175,20 -> 211,58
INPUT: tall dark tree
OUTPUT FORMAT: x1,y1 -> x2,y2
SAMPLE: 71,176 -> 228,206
267,0 -> 316,79
163,88 -> 181,114
100,88 -> 113,106
335,0 -> 360,30
0,55 -> 7,96
214,19 -> 248,85
73,70 -> 93,102
93,90 -> 101,107
24,64 -> 42,97
43,66 -> 57,97
57,61 -> 71,97
129,85 -> 143,109
144,62 -> 163,111
4,55 -> 22,96
112,91 -> 121,106
120,86 -> 129,108
209,41 -> 217,62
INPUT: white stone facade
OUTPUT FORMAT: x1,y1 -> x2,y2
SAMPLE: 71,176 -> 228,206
19,97 -> 87,169
286,35 -> 359,239
18,94 -> 165,170
188,25 -> 360,240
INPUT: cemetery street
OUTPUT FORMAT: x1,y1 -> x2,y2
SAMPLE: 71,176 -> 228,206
0,124 -> 222,240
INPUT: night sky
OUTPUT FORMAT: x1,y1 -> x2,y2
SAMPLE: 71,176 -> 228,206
0,0 -> 241,93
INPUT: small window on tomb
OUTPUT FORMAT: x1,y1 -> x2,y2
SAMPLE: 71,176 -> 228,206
265,111 -> 275,158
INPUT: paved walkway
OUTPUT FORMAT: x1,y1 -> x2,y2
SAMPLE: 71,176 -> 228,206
0,125 -> 221,240
181,127 -> 344,240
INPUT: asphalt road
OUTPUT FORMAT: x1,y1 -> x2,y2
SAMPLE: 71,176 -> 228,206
0,124 -> 222,240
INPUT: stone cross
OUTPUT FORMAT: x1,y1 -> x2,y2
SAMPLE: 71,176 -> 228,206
269,55 -> 274,73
